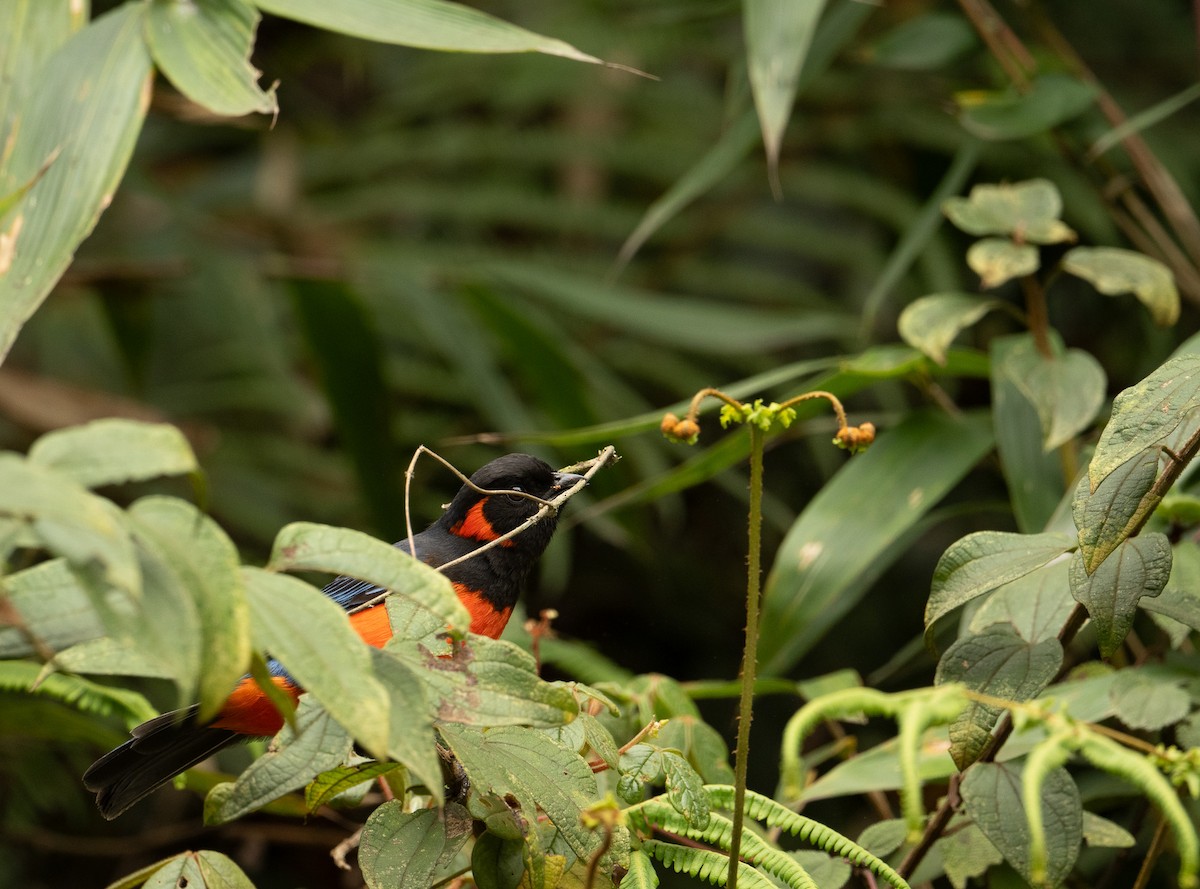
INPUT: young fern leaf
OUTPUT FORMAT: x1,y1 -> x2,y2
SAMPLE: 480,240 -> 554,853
705,785 -> 912,889
641,839 -> 777,888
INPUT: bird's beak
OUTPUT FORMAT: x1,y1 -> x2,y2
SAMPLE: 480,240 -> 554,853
551,471 -> 588,493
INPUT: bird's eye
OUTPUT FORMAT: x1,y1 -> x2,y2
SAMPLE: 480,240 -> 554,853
506,486 -> 525,502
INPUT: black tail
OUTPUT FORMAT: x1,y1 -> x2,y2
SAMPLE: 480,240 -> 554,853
82,707 -> 241,820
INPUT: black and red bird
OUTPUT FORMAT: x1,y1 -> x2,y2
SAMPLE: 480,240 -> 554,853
84,453 -> 583,819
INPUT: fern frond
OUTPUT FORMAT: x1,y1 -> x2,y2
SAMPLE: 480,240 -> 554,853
0,659 -> 156,725
641,839 -> 776,888
704,785 -> 911,889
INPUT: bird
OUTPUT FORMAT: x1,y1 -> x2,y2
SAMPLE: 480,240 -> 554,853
83,453 -> 584,820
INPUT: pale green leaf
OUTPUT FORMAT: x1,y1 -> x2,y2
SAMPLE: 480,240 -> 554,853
1073,448 -> 1159,573
943,178 -> 1075,244
242,566 -> 390,756
617,849 -> 660,889
938,822 -> 1003,889
267,521 -> 468,630
959,74 -> 1096,141
1081,811 -> 1135,849
369,647 -> 443,802
147,0 -> 277,117
1069,535 -> 1172,658
662,750 -> 710,828
0,558 -> 103,657
926,531 -> 1076,642
960,762 -> 1081,888
967,238 -> 1039,289
206,697 -> 352,824
969,560 -> 1075,644
55,634 -> 175,679
1001,336 -> 1105,451
253,0 -> 602,62
1142,539 -> 1200,640
1063,246 -> 1180,326
142,855 -> 206,889
359,804 -> 471,889
1088,354 -> 1200,491
0,4 -> 152,362
129,497 -> 250,722
0,1 -> 85,134
897,293 -> 1004,364
304,760 -> 402,812
1109,668 -> 1189,730
762,410 -> 995,674
800,728 -> 958,803
28,419 -> 198,489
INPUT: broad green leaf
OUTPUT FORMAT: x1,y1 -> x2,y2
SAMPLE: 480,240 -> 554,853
390,633 -> 576,728
127,850 -> 254,889
253,0 -> 602,62
1109,668 -> 1189,730
304,761 -> 403,812
360,803 -> 473,889
744,0 -> 826,184
268,522 -> 468,630
206,697 -> 352,824
54,634 -> 175,680
761,410 -> 995,674
938,822 -> 1004,889
472,831 -> 526,889
969,560 -> 1075,644
961,762 -> 1080,888
617,849 -> 660,889
959,74 -> 1097,141
943,178 -> 1075,244
242,566 -> 390,755
866,12 -> 974,70
1001,335 -> 1105,451
1081,811 -> 1136,849
936,624 -> 1063,769
966,238 -> 1039,289
0,4 -> 152,362
926,531 -> 1076,643
439,723 -> 600,860
991,335 -> 1064,532
1088,354 -> 1200,491
1073,448 -> 1159,573
1142,540 -> 1200,638
0,558 -> 103,657
0,454 -> 139,595
28,419 -> 198,489
661,751 -> 710,828
1063,247 -> 1179,326
1069,534 -> 1172,658
898,293 -> 1004,365
369,647 -> 443,802
129,497 -> 250,721
146,0 -> 277,117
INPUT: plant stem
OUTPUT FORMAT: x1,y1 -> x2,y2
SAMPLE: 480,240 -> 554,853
727,425 -> 765,889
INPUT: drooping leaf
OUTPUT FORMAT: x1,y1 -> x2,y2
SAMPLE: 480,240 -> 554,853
1109,668 -> 1190,731
27,419 -> 198,489
762,410 -> 995,674
958,74 -> 1097,141
943,178 -> 1076,244
359,803 -> 471,889
966,238 -> 1039,289
1073,448 -> 1159,573
1063,247 -> 1179,327
1088,354 -> 1200,491
1069,535 -> 1172,658
936,623 -> 1063,769
146,0 -> 277,117
960,761 -> 1081,888
206,697 -> 353,824
253,0 -> 603,63
897,293 -> 1004,365
0,3 -> 152,362
926,531 -> 1076,644
242,566 -> 390,755
1000,334 -> 1105,451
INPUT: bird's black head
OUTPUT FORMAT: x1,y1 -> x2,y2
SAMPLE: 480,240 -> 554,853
440,453 -> 584,556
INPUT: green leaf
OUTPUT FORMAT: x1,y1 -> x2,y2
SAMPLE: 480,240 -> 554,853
959,74 -> 1097,141
790,850 -> 851,889
359,803 -> 471,889
960,762 -> 1081,888
1109,668 -> 1189,730
146,0 -> 277,117
368,647 -> 442,802
1087,355 -> 1200,491
0,1 -> 85,132
1001,335 -> 1106,451
800,728 -> 958,803
866,12 -> 975,70
655,715 -> 735,785
579,713 -> 620,772
1073,448 -> 1159,573
617,849 -> 660,889
194,851 -> 256,889
966,238 -> 1039,289
253,0 -> 603,63
267,522 -> 468,631
969,560 -> 1075,644
242,566 -> 390,755
1081,811 -> 1136,849
0,558 -> 103,657
1069,534 -> 1172,658
439,723 -> 600,861
926,531 -> 1076,644
1142,540 -> 1200,637
662,751 -> 710,828
897,293 -> 1004,365
129,497 -> 250,722
472,830 -> 526,889
1063,247 -> 1179,326
744,0 -> 826,184
137,851 -> 255,889
27,419 -> 198,489
304,760 -> 402,812
943,178 -> 1076,244
206,697 -> 353,824
390,634 -> 577,728
936,624 -> 1063,769
0,3 -> 152,362
761,410 -> 995,674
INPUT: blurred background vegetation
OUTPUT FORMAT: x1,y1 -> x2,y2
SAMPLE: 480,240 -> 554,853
3,0 -> 1200,886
